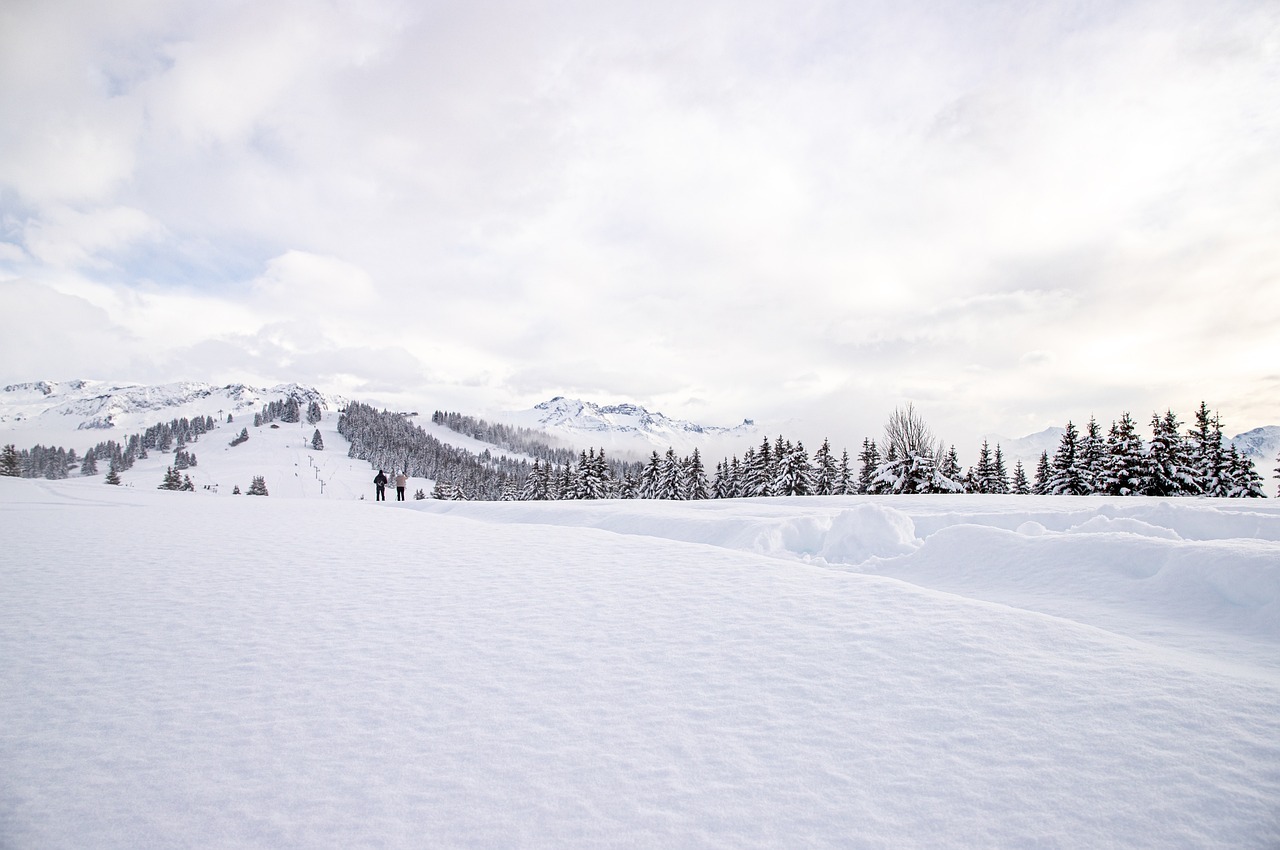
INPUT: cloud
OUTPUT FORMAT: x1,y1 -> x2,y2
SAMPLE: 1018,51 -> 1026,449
2,0 -> 1278,449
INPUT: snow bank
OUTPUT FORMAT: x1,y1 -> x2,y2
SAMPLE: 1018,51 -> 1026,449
3,480 -> 1279,849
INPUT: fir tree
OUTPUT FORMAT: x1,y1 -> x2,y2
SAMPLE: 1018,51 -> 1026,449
1078,417 -> 1105,495
311,429 -> 325,451
0,444 -> 20,477
774,441 -> 812,497
1033,451 -> 1052,495
1099,413 -> 1146,496
232,484 -> 241,494
811,439 -> 836,496
935,445 -> 965,493
686,448 -> 710,500
857,438 -> 880,494
973,440 -> 994,493
105,464 -> 122,486
658,448 -> 685,500
1011,460 -> 1030,495
80,448 -> 98,476
1147,410 -> 1194,496
306,401 -> 323,425
247,475 -> 269,496
1189,402 -> 1227,496
836,450 -> 853,496
230,428 -> 249,447
1047,421 -> 1088,495
180,474 -> 195,492
414,488 -> 427,500
158,466 -> 182,491
992,445 -> 1009,494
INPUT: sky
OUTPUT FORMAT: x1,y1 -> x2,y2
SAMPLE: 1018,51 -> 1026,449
1,0 -> 1278,452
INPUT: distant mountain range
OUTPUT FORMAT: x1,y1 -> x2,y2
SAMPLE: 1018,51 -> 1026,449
0,380 -> 346,438
2,380 -> 1276,472
501,396 -> 760,458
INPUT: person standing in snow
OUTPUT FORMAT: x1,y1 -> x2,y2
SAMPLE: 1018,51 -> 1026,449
374,469 -> 388,501
395,471 -> 408,501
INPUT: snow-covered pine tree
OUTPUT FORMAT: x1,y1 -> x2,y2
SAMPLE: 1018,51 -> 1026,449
105,463 -> 121,486
992,445 -> 1009,494
414,488 -> 427,500
811,439 -> 836,496
973,440 -> 994,493
1046,421 -> 1088,495
431,479 -> 448,499
520,459 -> 550,501
745,437 -> 774,497
712,460 -> 732,499
80,448 -> 98,476
230,428 -> 249,447
1224,445 -> 1266,498
232,484 -> 241,494
934,445 -> 964,493
1099,412 -> 1146,496
281,397 -> 301,424
1188,402 -> 1228,496
774,441 -> 812,497
180,475 -> 195,492
1078,417 -> 1105,495
0,444 -> 20,477
857,438 -> 880,494
1033,451 -> 1052,495
158,466 -> 182,490
657,448 -> 686,500
311,429 -> 324,451
306,401 -> 323,425
686,448 -> 710,500
1011,459 -> 1030,495
836,450 -> 853,496
247,475 -> 269,496
638,451 -> 662,500
1147,410 -> 1194,496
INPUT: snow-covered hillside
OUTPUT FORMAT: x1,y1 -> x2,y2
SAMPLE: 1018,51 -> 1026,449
2,480 -> 1278,848
502,396 -> 760,458
0,380 -> 346,447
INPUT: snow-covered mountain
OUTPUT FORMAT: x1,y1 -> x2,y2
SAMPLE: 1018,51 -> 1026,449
501,397 -> 761,458
1231,425 -> 1280,470
0,380 -> 347,444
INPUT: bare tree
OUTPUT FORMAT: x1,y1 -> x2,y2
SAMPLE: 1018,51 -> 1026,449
881,402 -> 942,461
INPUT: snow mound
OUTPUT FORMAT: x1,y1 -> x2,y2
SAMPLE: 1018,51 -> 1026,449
819,503 -> 920,564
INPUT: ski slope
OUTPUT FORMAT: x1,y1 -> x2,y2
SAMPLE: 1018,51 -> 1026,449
2,480 -> 1278,848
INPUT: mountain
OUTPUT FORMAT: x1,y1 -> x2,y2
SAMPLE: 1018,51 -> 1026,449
502,397 -> 760,458
1231,425 -> 1280,469
0,380 -> 346,442
986,426 -> 1065,468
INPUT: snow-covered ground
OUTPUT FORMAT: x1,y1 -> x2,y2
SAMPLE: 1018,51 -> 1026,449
2,481 -> 1278,848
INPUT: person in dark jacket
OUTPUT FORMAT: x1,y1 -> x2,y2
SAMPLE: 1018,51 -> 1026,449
374,469 -> 388,501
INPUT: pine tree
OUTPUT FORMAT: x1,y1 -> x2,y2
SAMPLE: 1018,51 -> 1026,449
857,438 -> 880,494
80,448 -> 99,476
836,450 -> 853,496
973,440 -> 995,493
311,429 -> 325,451
158,466 -> 182,490
1047,421 -> 1087,495
1011,460 -> 1030,495
638,452 -> 662,500
1147,410 -> 1194,496
935,445 -> 964,493
774,441 -> 812,497
991,445 -> 1009,494
686,448 -> 710,500
306,401 -> 323,425
811,439 -> 836,496
1033,451 -> 1052,495
230,427 -> 249,447
1078,417 -> 1105,495
1189,402 -> 1227,496
105,464 -> 122,486
232,484 -> 241,494
1225,445 -> 1266,498
658,448 -> 685,500
1099,413 -> 1146,496
0,444 -> 20,477
247,475 -> 269,496
746,437 -> 774,497
180,475 -> 195,492
414,488 -> 427,500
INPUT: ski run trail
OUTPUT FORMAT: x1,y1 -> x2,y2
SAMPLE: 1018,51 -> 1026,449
2,478 -> 1279,849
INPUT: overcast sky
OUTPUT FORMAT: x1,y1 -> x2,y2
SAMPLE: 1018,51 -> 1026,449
2,0 -> 1277,451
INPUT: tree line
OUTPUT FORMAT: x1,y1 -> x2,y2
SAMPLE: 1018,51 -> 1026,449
423,401 -> 1271,501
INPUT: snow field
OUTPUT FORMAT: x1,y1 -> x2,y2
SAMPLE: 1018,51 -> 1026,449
2,480 -> 1279,848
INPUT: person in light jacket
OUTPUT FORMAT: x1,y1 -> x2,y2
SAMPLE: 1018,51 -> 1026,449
395,471 -> 408,501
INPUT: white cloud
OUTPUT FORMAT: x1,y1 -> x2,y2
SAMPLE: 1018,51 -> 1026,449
1,0 -> 1278,448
